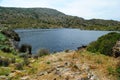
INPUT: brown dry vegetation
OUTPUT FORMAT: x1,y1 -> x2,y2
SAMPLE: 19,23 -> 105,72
27,49 -> 119,80
0,49 -> 119,80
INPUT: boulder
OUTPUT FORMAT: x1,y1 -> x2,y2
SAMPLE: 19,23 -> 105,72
112,41 -> 120,57
0,75 -> 8,80
21,76 -> 30,80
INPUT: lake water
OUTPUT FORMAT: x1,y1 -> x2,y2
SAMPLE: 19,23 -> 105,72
15,29 -> 110,53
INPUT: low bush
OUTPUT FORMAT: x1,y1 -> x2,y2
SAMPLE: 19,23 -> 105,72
15,63 -> 23,70
23,57 -> 30,65
11,57 -> 16,63
0,33 -> 7,41
36,48 -> 50,57
18,53 -> 28,58
19,44 -> 32,55
107,66 -> 115,75
116,60 -> 120,79
0,57 -> 10,67
0,67 -> 11,76
65,49 -> 69,53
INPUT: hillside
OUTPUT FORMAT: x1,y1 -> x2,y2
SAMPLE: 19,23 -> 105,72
0,6 -> 120,30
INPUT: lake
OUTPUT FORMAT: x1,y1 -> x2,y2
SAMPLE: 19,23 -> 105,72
15,29 -> 110,53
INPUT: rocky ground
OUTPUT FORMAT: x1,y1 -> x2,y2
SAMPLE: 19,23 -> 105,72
0,49 -> 119,80
26,49 -> 118,80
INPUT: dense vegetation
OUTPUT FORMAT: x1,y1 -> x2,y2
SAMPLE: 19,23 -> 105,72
87,32 -> 120,56
0,32 -> 11,52
0,6 -> 120,30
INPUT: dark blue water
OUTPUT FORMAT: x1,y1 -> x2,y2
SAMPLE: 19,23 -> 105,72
15,29 -> 110,53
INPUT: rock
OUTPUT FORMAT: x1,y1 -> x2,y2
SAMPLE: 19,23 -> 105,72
78,73 -> 88,80
30,59 -> 35,63
21,76 -> 30,80
112,41 -> 120,57
9,70 -> 23,78
64,62 -> 72,66
9,73 -> 16,78
37,71 -> 48,76
0,75 -> 8,80
47,68 -> 55,74
1,29 -> 20,41
90,75 -> 99,80
74,63 -> 82,70
81,64 -> 90,72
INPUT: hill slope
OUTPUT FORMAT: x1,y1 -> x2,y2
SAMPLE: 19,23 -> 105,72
0,6 -> 120,30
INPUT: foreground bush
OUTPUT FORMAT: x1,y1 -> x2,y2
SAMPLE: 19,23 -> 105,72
19,44 -> 32,55
87,32 -> 120,56
0,67 -> 11,75
36,48 -> 50,57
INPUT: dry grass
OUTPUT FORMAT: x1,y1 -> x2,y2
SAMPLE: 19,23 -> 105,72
28,49 -> 119,80
76,49 -> 119,80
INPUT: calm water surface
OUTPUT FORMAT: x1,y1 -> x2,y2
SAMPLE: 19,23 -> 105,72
15,29 -> 110,53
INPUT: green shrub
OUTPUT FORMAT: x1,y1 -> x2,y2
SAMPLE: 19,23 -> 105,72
0,67 -> 11,76
15,63 -> 23,70
87,32 -> 120,56
2,58 -> 10,67
116,61 -> 120,79
107,66 -> 115,75
46,61 -> 51,64
18,53 -> 28,58
0,57 -> 10,67
95,59 -> 103,64
11,57 -> 16,63
23,57 -> 30,66
65,49 -> 69,53
0,33 -> 7,41
36,48 -> 50,57
19,44 -> 32,55
28,68 -> 37,74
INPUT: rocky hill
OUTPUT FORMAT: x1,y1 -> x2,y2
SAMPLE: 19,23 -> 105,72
0,6 -> 120,30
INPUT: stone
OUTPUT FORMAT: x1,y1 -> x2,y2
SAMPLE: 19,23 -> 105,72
9,70 -> 23,78
90,75 -> 99,80
0,75 -> 8,80
37,71 -> 48,76
30,59 -> 35,63
112,41 -> 120,57
21,76 -> 30,80
9,73 -> 16,78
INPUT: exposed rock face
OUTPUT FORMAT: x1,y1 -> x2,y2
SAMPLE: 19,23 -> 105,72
1,29 -> 20,50
112,41 -> 120,57
36,61 -> 99,80
1,29 -> 20,41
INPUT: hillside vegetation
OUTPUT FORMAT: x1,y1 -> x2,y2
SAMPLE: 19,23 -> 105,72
0,6 -> 120,30
87,32 -> 120,56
